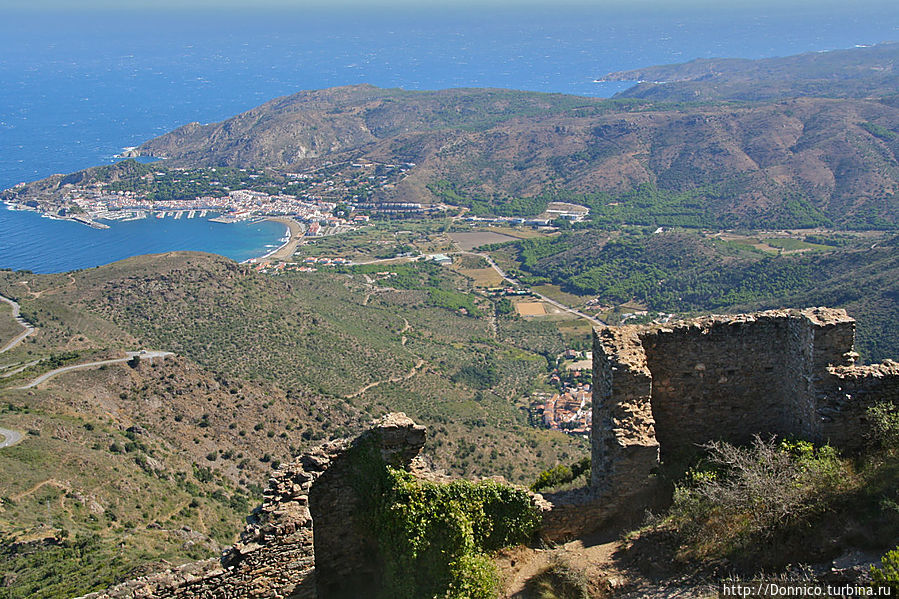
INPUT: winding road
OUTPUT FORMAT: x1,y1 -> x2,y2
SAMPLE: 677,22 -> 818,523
0,427 -> 24,449
463,252 -> 606,327
17,350 -> 174,390
0,294 -> 36,354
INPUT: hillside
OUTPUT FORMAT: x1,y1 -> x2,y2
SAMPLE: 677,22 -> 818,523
131,84 -> 899,229
603,41 -> 899,102
7,45 -> 899,229
491,229 -> 899,362
0,251 -> 590,597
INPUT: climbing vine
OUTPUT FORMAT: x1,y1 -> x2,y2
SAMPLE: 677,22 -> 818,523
351,437 -> 541,599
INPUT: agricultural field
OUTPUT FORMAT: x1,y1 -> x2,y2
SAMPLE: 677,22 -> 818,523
514,301 -> 547,317
449,231 -> 520,251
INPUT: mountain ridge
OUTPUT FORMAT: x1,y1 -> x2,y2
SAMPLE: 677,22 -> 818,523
10,45 -> 899,229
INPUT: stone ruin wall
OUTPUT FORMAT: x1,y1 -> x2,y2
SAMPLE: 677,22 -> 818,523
80,413 -> 428,599
590,307 -> 899,505
81,307 -> 899,597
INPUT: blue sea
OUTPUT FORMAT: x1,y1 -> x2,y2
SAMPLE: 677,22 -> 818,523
1,2 -> 897,272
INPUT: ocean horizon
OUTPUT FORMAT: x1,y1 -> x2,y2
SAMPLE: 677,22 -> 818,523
1,2 -> 897,272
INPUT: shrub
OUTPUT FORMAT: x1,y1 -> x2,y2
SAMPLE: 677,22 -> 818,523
532,464 -> 573,492
667,436 -> 846,559
867,401 -> 899,450
871,546 -> 899,592
352,439 -> 541,599
530,557 -> 590,599
532,457 -> 590,492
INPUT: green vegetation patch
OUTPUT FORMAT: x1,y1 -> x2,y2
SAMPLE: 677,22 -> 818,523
761,237 -> 831,251
499,228 -> 899,361
346,261 -> 482,315
354,444 -> 541,599
428,181 -> 552,217
532,457 -> 590,493
635,435 -> 899,572
860,121 -> 898,141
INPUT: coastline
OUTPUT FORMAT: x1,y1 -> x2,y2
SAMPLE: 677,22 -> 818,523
3,201 -> 110,229
0,208 -> 295,273
257,217 -> 305,262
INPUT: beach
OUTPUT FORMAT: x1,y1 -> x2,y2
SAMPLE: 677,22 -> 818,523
260,217 -> 305,262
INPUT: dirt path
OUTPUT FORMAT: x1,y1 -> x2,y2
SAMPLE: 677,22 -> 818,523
13,479 -> 71,502
0,360 -> 40,378
500,533 -> 622,599
160,501 -> 189,524
0,426 -> 24,449
345,358 -> 425,399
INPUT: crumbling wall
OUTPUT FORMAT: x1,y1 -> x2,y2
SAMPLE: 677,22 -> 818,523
541,307 -> 898,543
820,361 -> 899,446
79,413 -> 426,599
309,413 -> 426,599
590,327 -> 658,497
590,308 -> 894,507
642,315 -> 794,459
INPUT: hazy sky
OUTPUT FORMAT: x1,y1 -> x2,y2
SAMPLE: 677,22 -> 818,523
5,0 -> 895,10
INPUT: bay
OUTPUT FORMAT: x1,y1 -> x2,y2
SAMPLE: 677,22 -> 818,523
1,2 -> 897,272
0,207 -> 287,274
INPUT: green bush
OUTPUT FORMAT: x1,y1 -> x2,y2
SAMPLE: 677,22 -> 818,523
532,457 -> 590,492
871,546 -> 899,592
532,464 -> 574,492
867,402 -> 899,450
353,440 -> 541,599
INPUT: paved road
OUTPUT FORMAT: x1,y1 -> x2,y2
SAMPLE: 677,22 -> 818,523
0,294 -> 36,354
0,427 -> 24,449
347,251 -> 605,326
464,252 -> 606,327
17,351 -> 174,389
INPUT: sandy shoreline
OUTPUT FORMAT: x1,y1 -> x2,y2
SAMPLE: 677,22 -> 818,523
259,217 -> 304,262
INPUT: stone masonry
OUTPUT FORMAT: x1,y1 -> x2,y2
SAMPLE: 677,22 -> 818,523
540,307 -> 899,541
590,307 -> 899,503
79,413 -> 426,599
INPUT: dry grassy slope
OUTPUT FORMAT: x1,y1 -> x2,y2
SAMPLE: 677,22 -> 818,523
134,85 -> 590,167
0,250 -> 591,596
61,252 -> 418,398
0,353 -> 328,597
1,252 -> 586,480
31,356 -> 341,482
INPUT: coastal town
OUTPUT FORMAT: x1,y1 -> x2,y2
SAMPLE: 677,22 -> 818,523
529,349 -> 593,437
2,155 -> 591,233
0,159 -> 441,230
